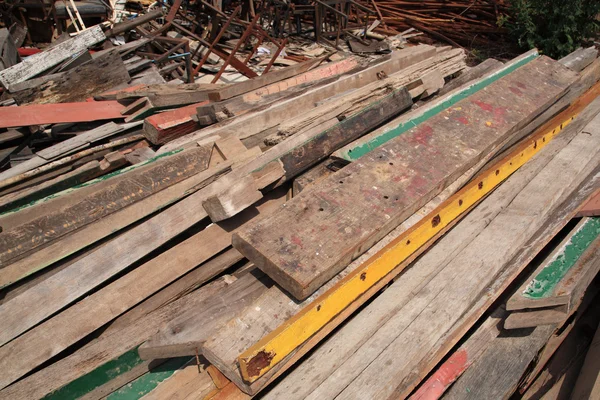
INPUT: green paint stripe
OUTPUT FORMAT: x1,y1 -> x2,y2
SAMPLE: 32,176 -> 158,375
339,51 -> 539,161
106,357 -> 192,400
42,348 -> 145,400
523,217 -> 600,299
0,148 -> 184,217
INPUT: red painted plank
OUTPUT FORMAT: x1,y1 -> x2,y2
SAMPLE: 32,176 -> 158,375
577,189 -> 600,217
142,101 -> 208,144
0,101 -> 125,128
410,350 -> 469,400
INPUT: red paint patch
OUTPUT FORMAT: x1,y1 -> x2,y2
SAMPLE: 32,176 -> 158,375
471,99 -> 493,112
409,124 -> 434,146
516,81 -> 527,89
410,349 -> 469,400
493,106 -> 507,124
290,234 -> 304,249
455,116 -> 469,125
509,86 -> 523,96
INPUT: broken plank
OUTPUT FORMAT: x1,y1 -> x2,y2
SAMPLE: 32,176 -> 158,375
437,58 -> 504,96
137,270 -> 270,360
233,55 -> 576,300
12,51 -> 130,105
0,25 -> 106,89
0,100 -> 125,129
506,217 -> 600,312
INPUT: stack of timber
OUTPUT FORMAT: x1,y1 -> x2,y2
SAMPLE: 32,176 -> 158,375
0,23 -> 599,400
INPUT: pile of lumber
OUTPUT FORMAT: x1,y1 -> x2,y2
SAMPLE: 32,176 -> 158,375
0,15 -> 599,400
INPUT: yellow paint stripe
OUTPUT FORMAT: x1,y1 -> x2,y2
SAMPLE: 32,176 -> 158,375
238,110 -> 581,382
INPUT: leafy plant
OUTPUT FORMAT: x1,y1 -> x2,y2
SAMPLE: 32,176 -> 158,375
499,0 -> 600,59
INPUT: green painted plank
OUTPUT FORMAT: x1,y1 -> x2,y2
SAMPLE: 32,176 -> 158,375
523,217 -> 600,299
337,51 -> 539,161
106,357 -> 192,400
43,348 -> 145,400
0,148 -> 184,217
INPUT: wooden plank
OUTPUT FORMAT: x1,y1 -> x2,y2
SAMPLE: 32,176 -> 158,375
202,174 -> 263,222
0,146 -> 211,282
293,159 -> 337,196
332,50 -> 538,162
12,51 -> 130,105
142,101 -> 209,145
0,187 -> 287,392
233,56 -> 576,301
158,45 -> 440,154
0,155 -> 126,213
139,359 -> 216,400
0,28 -> 19,70
260,98 -> 600,400
437,58 -> 503,96
578,190 -> 600,217
559,46 -> 598,73
444,283 -> 600,400
0,25 -> 106,89
207,56 -> 327,102
314,120 -> 600,400
137,270 -> 270,360
506,217 -> 600,312
0,100 -> 125,129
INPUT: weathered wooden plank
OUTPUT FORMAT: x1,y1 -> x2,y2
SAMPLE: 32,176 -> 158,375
578,190 -> 600,217
332,50 -> 538,162
506,217 -> 600,312
207,56 -> 327,101
261,99 -> 600,400
325,120 -> 600,400
12,51 -> 130,105
201,117 -> 523,393
0,154 -> 126,213
0,146 -> 211,280
158,45 -> 440,154
0,25 -> 106,89
0,100 -> 125,129
233,56 -> 576,300
437,58 -> 503,96
139,359 -> 216,400
0,186 -> 287,391
0,28 -> 19,71
142,101 -> 209,145
138,270 -> 270,360
559,46 -> 598,73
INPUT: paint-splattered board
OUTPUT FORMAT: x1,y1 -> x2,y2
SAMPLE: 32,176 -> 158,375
233,56 -> 577,300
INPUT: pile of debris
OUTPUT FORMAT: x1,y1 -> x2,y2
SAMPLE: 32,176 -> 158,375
0,7 -> 599,400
